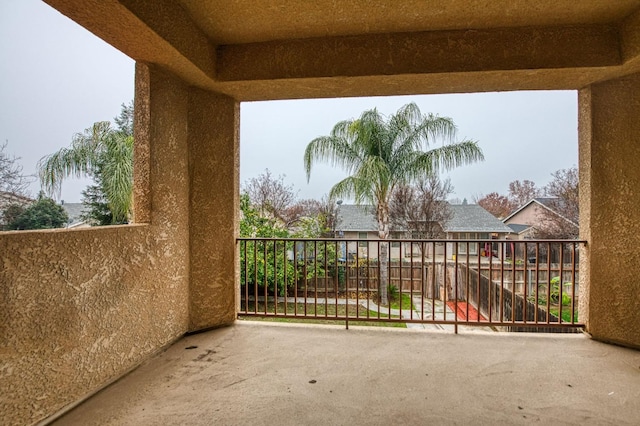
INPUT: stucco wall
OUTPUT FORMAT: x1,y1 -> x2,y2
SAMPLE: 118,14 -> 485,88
504,204 -> 545,227
579,73 -> 640,349
188,89 -> 239,330
0,226 -> 189,424
0,65 -> 195,425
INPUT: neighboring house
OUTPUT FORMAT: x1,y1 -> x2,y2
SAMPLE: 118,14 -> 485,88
60,202 -> 89,229
503,197 -> 578,239
0,191 -> 33,211
334,203 -> 512,261
506,223 -> 535,239
333,204 -> 380,260
443,204 -> 513,258
0,191 -> 33,227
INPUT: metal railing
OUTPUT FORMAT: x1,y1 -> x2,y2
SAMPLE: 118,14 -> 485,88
237,238 -> 586,332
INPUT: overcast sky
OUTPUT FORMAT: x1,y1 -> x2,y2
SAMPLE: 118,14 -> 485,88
1,0 -> 577,204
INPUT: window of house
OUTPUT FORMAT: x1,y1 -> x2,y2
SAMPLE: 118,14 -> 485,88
455,234 -> 478,255
358,232 -> 368,247
390,232 -> 401,247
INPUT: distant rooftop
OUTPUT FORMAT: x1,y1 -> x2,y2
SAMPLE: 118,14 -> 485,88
61,202 -> 86,227
532,197 -> 558,207
503,197 -> 578,227
336,203 -> 512,234
335,204 -> 378,232
0,191 -> 33,209
507,223 -> 533,234
444,204 -> 513,233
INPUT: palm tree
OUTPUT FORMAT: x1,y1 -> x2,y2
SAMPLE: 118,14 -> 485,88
304,102 -> 484,305
38,121 -> 133,224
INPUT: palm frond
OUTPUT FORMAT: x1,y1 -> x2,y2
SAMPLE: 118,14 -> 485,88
101,134 -> 133,223
304,103 -> 484,230
328,176 -> 358,201
408,140 -> 484,179
304,134 -> 361,180
38,121 -> 114,198
38,144 -> 99,197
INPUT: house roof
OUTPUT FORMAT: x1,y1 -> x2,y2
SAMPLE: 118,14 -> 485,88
336,203 -> 512,234
61,203 -> 86,227
507,223 -> 533,234
0,191 -> 33,208
443,204 -> 513,234
335,204 -> 378,232
532,197 -> 558,208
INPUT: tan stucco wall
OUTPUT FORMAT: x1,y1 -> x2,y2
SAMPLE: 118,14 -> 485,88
0,225 -> 188,424
5,2 -> 640,423
579,73 -> 640,349
188,89 -> 239,330
44,0 -> 640,101
0,64 -> 240,425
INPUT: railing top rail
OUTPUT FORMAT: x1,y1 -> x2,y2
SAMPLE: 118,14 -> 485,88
237,237 -> 587,244
238,234 -> 583,331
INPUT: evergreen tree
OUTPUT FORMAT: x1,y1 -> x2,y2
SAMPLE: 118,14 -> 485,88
6,193 -> 68,230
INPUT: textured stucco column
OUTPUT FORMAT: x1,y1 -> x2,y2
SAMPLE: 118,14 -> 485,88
579,73 -> 640,349
188,89 -> 239,331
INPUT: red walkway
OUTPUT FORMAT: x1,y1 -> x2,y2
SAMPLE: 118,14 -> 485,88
446,301 -> 488,321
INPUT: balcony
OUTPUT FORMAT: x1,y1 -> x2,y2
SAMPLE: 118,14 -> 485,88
51,322 -> 640,425
238,238 -> 584,332
6,2 -> 640,424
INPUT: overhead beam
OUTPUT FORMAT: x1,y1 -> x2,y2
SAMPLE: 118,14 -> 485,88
44,0 -> 216,88
43,1 -> 638,100
621,7 -> 640,66
217,25 -> 620,82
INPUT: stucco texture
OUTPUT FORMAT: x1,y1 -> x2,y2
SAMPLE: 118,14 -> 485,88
579,74 -> 640,349
0,64 -> 241,424
44,0 -> 640,101
188,90 -> 239,331
0,225 -> 188,424
6,1 -> 640,424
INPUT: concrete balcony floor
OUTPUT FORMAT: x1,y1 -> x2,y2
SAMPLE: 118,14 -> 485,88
52,322 -> 640,425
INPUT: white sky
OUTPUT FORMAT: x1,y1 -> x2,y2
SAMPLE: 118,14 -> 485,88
1,0 -> 577,204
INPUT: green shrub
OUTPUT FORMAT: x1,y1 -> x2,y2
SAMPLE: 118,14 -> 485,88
529,277 -> 572,306
388,284 -> 399,301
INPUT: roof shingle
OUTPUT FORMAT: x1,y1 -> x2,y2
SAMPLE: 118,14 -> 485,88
335,204 -> 378,231
335,203 -> 512,234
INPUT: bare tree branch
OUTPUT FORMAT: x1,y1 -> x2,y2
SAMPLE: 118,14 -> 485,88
508,179 -> 541,208
243,169 -> 297,224
476,192 -> 514,219
389,175 -> 453,238
536,166 -> 579,239
0,141 -> 32,197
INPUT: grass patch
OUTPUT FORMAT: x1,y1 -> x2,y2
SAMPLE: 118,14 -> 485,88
549,306 -> 579,323
389,293 -> 413,311
239,300 -> 406,328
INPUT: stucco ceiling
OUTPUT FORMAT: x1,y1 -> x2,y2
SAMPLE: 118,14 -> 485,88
177,0 -> 640,44
44,0 -> 640,100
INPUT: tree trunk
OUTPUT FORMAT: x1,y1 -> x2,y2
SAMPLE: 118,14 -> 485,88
379,242 -> 389,305
377,202 -> 390,306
